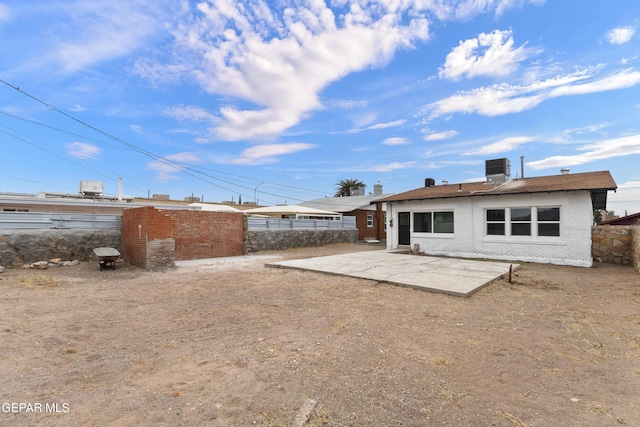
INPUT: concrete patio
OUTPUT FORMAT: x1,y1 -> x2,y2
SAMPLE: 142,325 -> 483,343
267,250 -> 518,297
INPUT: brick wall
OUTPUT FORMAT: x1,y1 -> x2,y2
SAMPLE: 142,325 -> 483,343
591,224 -> 637,266
349,207 -> 386,241
121,206 -> 175,270
164,210 -> 246,260
121,207 -> 246,270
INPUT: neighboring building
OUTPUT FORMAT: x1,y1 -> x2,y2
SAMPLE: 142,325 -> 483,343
243,205 -> 341,219
598,212 -> 640,226
300,181 -> 390,241
377,160 -> 617,267
0,182 -> 241,215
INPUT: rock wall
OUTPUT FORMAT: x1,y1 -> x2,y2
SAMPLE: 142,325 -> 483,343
247,229 -> 358,253
633,227 -> 640,272
591,225 -> 636,266
0,230 -> 121,267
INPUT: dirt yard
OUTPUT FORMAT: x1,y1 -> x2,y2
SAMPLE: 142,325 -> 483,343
0,243 -> 638,426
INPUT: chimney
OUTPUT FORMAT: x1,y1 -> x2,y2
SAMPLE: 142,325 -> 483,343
373,180 -> 383,196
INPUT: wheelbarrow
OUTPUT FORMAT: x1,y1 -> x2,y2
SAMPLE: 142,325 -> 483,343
93,247 -> 120,271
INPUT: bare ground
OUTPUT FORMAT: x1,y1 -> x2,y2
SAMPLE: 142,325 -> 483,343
0,243 -> 639,426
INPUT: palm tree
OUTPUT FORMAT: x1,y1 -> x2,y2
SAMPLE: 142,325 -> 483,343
334,178 -> 365,197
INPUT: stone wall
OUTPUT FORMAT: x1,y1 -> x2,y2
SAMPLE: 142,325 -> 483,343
247,229 -> 358,253
633,227 -> 640,272
591,225 -> 637,266
0,229 -> 121,267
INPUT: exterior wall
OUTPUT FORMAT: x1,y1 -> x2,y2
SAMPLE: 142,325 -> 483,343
247,229 -> 358,252
164,210 -> 246,260
386,191 -> 594,267
0,229 -> 120,267
634,227 -> 640,272
122,207 -> 246,269
592,224 -> 636,266
348,205 -> 386,241
121,206 -> 175,270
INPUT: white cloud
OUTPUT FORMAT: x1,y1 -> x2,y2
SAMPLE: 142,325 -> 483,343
47,2 -> 168,73
439,29 -> 532,80
370,161 -> 415,172
147,152 -> 202,182
347,119 -> 407,134
140,1 -> 429,141
453,0 -> 546,19
0,3 -> 11,23
464,136 -> 533,155
606,27 -> 635,45
366,120 -> 407,130
428,67 -> 640,118
232,142 -> 316,165
424,130 -> 458,141
164,105 -> 217,123
382,137 -> 411,145
66,142 -> 101,160
527,133 -> 640,170
607,180 -> 640,216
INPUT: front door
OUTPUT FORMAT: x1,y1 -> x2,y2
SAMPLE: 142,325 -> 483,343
398,212 -> 410,245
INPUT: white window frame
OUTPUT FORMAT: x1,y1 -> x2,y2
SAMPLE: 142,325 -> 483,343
367,214 -> 374,228
485,206 -> 561,238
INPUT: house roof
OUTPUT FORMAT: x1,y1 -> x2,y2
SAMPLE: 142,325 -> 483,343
188,202 -> 241,212
299,194 -> 392,213
377,171 -> 617,203
243,205 -> 342,218
598,211 -> 640,225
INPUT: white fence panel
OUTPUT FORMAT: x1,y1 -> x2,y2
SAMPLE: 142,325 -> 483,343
0,212 -> 121,230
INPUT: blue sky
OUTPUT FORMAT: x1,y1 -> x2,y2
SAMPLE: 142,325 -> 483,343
1,0 -> 639,214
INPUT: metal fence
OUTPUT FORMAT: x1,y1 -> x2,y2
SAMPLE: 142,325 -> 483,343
248,216 -> 356,230
0,212 -> 121,230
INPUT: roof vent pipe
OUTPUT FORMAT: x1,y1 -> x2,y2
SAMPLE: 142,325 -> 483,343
442,180 -> 448,185
520,155 -> 524,178
561,168 -> 570,175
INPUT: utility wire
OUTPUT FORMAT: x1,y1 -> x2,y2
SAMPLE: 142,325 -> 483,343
0,79 -> 332,205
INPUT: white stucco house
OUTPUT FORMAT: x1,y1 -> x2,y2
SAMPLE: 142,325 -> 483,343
377,164 -> 617,267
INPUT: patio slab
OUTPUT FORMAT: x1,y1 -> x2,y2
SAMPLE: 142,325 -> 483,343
267,250 -> 518,297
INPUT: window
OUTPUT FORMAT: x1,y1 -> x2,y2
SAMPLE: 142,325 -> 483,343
414,213 -> 432,232
538,207 -> 560,236
414,211 -> 454,234
486,209 -> 505,235
367,214 -> 374,228
434,212 -> 454,233
510,208 -> 531,236
485,206 -> 560,238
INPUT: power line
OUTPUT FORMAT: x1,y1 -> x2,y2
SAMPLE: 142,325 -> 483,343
0,79 -> 330,205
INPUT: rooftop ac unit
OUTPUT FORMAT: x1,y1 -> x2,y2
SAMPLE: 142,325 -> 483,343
485,158 -> 510,183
